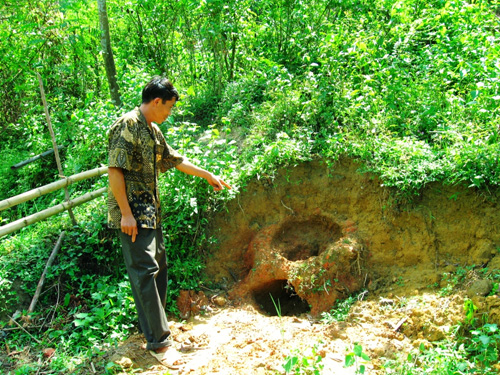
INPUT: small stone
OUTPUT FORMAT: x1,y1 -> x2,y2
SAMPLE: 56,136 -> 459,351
114,356 -> 133,368
179,323 -> 193,331
213,296 -> 227,307
467,279 -> 493,298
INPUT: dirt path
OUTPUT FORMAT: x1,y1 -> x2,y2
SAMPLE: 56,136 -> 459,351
107,286 -> 466,375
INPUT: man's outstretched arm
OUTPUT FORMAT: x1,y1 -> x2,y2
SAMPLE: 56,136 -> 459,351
175,160 -> 232,191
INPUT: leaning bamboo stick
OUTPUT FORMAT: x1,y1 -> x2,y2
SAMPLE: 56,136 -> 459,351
7,315 -> 41,344
27,231 -> 66,314
0,187 -> 106,238
0,166 -> 108,211
37,73 -> 76,225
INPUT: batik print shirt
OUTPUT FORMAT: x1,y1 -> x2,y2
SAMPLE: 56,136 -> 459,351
107,108 -> 184,229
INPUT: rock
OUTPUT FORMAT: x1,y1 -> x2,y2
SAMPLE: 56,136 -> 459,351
379,297 -> 395,306
470,240 -> 495,264
113,356 -> 133,368
467,280 -> 493,298
424,325 -> 446,342
213,296 -> 227,307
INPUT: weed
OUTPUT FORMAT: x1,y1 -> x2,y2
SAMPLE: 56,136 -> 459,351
439,266 -> 472,296
345,343 -> 370,374
282,344 -> 324,375
383,341 -> 472,374
396,276 -> 405,287
463,299 -> 478,326
384,300 -> 500,374
270,293 -> 282,318
467,323 -> 500,372
320,291 -> 365,323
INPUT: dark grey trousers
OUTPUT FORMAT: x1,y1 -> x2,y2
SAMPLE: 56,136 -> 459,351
119,227 -> 172,350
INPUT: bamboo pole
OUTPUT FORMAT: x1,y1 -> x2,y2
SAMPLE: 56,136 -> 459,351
0,187 -> 106,238
27,231 -> 66,314
37,73 -> 77,225
0,166 -> 108,211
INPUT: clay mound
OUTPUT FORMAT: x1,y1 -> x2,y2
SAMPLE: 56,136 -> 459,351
231,214 -> 367,316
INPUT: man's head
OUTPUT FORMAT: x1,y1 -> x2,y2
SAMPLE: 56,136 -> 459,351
140,76 -> 179,125
142,76 -> 179,104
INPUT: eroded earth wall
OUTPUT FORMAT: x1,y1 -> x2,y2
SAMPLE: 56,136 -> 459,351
205,158 -> 499,314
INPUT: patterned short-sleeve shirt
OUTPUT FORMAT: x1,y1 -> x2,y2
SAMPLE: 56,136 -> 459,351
107,107 -> 184,229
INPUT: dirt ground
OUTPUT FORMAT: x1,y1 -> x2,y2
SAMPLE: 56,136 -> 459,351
104,157 -> 500,374
106,289 -> 465,375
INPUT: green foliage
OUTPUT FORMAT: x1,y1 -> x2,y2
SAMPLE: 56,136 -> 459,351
0,276 -> 135,374
383,341 -> 473,374
321,294 -> 359,323
69,277 -> 136,346
282,344 -> 324,375
464,299 -> 478,326
467,323 -> 500,372
345,343 -> 370,374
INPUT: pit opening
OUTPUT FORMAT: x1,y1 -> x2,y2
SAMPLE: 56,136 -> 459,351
272,216 -> 342,261
253,279 -> 310,316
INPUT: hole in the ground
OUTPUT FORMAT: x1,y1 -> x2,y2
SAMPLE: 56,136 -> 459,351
253,279 -> 310,316
272,216 -> 342,261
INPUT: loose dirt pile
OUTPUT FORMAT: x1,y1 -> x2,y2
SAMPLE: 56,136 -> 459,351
105,157 -> 500,374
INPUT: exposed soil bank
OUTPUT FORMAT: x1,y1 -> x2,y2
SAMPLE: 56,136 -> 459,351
205,157 -> 500,316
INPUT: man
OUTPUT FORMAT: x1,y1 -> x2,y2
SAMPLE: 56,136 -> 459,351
107,76 -> 231,368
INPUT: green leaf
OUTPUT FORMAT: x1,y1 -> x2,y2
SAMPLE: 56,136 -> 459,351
283,356 -> 298,372
345,353 -> 355,367
479,335 -> 490,346
484,324 -> 498,333
353,344 -> 363,357
63,293 -> 71,307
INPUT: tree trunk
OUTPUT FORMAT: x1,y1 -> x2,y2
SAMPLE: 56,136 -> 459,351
97,0 -> 122,107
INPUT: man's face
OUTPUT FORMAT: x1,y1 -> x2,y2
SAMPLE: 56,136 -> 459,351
152,97 -> 176,124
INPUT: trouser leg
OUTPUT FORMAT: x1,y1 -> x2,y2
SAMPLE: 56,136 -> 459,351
119,227 -> 172,350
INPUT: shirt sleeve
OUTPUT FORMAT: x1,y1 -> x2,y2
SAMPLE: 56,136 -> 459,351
160,143 -> 184,172
108,119 -> 136,171
155,127 -> 184,172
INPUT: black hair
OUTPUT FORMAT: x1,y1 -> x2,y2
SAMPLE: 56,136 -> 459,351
141,76 -> 179,104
